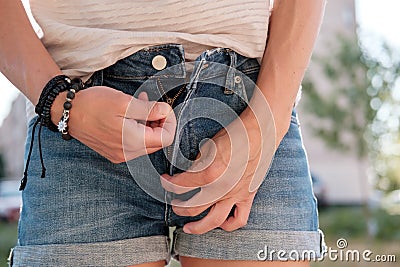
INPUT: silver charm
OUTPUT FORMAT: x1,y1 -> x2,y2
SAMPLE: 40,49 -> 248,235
57,119 -> 68,133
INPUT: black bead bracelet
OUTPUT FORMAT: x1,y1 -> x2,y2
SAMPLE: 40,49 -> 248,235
20,75 -> 84,191
57,78 -> 84,140
35,75 -> 72,132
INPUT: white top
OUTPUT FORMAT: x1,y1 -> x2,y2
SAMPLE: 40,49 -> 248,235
27,0 -> 273,121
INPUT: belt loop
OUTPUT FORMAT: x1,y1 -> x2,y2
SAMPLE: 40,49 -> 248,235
189,58 -> 206,89
224,51 -> 237,94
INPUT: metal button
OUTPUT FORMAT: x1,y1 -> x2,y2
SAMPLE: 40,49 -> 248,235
152,55 -> 167,70
234,75 -> 242,84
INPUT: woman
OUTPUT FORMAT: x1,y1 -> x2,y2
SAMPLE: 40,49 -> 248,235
1,0 -> 326,266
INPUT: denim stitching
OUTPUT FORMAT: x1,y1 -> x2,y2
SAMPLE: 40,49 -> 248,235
104,73 -> 183,80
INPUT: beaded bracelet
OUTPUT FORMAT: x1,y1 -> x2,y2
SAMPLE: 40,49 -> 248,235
35,75 -> 72,132
57,78 -> 84,140
20,75 -> 83,191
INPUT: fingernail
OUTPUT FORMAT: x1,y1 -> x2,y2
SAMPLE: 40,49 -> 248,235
157,103 -> 170,115
183,225 -> 192,234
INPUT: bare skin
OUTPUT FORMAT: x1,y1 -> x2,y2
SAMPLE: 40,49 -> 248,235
180,258 -> 310,267
0,0 -> 325,266
162,0 -> 326,234
127,261 -> 165,267
126,259 -> 310,267
0,1 -> 176,164
162,0 -> 326,266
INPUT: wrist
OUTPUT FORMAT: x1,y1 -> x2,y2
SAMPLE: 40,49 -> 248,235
271,107 -> 292,145
241,104 -> 291,148
35,75 -> 72,131
274,117 -> 290,144
29,70 -> 63,105
238,108 -> 262,143
50,91 -> 66,125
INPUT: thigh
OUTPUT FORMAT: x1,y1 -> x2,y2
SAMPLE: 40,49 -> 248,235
128,261 -> 166,267
180,257 -> 310,267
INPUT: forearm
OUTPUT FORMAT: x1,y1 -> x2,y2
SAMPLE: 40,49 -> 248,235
250,0 -> 326,145
0,0 -> 61,105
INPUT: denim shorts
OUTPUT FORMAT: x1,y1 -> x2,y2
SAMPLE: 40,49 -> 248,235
11,44 -> 324,266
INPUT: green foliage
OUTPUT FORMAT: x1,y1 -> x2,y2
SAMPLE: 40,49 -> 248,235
319,207 -> 400,241
319,207 -> 367,239
302,35 -> 373,158
0,222 -> 18,267
302,34 -> 400,193
373,209 -> 400,240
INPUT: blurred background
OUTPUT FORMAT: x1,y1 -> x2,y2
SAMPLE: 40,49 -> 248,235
0,0 -> 399,266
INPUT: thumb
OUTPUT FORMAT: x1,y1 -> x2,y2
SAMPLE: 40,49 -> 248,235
125,96 -> 172,121
138,91 -> 149,101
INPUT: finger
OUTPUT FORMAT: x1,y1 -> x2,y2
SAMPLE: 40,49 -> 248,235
182,199 -> 235,235
125,97 -> 172,121
170,186 -> 221,210
137,91 -> 149,101
171,202 -> 210,217
156,109 -> 176,146
160,150 -> 221,194
220,197 -> 254,232
125,146 -> 162,159
162,167 -> 240,208
136,92 -> 149,125
143,114 -> 176,148
160,173 -> 205,194
123,118 -> 175,151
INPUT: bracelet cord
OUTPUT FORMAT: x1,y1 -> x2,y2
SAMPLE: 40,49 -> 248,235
19,76 -> 84,191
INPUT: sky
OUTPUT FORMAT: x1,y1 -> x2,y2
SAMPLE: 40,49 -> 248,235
356,0 -> 400,49
1,0 -> 400,126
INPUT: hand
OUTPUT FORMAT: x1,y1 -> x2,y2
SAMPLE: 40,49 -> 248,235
161,102 -> 276,234
51,86 -> 176,163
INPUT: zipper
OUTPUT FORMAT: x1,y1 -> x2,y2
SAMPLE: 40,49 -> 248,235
166,145 -> 173,176
167,59 -> 206,176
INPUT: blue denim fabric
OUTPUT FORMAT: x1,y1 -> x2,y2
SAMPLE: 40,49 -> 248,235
11,44 -> 324,266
